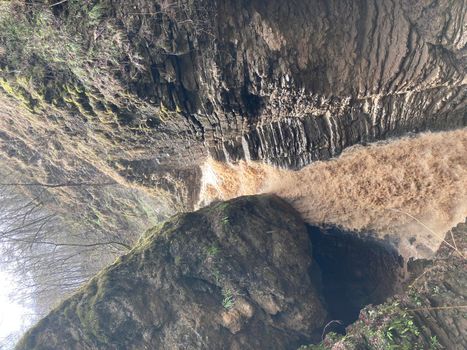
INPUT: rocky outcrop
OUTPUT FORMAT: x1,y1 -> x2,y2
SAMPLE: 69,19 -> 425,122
16,195 -> 327,350
301,221 -> 467,350
105,0 -> 467,168
1,0 -> 465,185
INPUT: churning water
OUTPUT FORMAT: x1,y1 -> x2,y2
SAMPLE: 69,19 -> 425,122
198,129 -> 467,258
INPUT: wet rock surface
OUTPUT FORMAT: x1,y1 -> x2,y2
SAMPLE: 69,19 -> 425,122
307,225 -> 405,326
302,221 -> 467,350
2,1 -> 466,348
16,195 -> 327,350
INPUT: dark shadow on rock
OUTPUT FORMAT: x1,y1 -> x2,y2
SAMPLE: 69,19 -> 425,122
307,225 -> 405,328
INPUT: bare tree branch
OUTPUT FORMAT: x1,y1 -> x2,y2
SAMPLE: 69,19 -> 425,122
0,181 -> 116,188
4,237 -> 131,250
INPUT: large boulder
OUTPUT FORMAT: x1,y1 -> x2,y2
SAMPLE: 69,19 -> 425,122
17,195 -> 326,350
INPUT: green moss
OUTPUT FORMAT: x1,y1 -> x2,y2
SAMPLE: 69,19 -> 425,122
0,0 -> 127,120
0,77 -> 37,111
174,255 -> 182,265
205,244 -> 220,257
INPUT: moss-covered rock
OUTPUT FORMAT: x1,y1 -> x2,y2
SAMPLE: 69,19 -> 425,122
17,195 -> 327,350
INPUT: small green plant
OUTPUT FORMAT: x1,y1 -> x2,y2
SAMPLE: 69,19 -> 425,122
222,289 -> 235,310
409,292 -> 423,306
205,245 -> 220,257
88,4 -> 104,25
221,216 -> 230,225
384,313 -> 420,343
203,244 -> 224,284
430,335 -> 442,349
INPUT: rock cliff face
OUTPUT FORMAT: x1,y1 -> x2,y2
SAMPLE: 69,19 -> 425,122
198,0 -> 467,168
136,0 -> 462,167
1,0 -> 465,192
16,195 -> 327,350
97,0 -> 466,168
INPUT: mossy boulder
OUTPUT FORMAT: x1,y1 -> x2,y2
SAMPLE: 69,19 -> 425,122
17,195 -> 327,350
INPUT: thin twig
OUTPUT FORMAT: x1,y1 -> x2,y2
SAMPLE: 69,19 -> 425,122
386,208 -> 465,259
408,305 -> 467,312
321,320 -> 343,341
6,237 -> 131,250
50,0 -> 68,7
449,229 -> 460,256
408,265 -> 437,288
